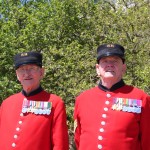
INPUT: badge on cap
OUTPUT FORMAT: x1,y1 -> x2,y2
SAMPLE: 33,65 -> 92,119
106,44 -> 115,48
22,98 -> 52,115
21,53 -> 28,57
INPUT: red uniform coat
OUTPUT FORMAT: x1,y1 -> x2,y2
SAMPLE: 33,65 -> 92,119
74,84 -> 150,150
0,90 -> 69,150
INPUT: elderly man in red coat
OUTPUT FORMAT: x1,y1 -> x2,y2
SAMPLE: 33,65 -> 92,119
0,51 -> 69,150
74,44 -> 150,150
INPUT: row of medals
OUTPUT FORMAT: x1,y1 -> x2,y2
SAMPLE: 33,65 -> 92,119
22,98 -> 52,115
111,98 -> 142,113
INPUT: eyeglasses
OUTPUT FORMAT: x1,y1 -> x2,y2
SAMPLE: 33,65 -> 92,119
17,66 -> 40,74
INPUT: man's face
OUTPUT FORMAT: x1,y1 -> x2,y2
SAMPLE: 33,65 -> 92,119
16,64 -> 44,92
96,56 -> 126,82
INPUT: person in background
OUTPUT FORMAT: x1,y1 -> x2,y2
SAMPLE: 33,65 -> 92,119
0,51 -> 69,150
74,44 -> 150,150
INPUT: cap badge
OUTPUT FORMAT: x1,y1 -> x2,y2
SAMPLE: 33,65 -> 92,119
107,44 -> 114,48
21,53 -> 28,57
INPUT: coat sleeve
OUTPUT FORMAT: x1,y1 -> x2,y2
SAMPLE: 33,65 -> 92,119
52,100 -> 69,150
0,102 -> 3,129
140,95 -> 150,150
0,105 -> 1,128
74,98 -> 81,149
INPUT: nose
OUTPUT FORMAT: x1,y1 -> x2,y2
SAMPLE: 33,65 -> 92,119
22,69 -> 32,75
106,61 -> 114,67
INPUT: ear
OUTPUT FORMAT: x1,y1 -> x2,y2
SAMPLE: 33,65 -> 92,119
40,67 -> 45,79
122,64 -> 127,75
96,64 -> 101,76
16,71 -> 21,81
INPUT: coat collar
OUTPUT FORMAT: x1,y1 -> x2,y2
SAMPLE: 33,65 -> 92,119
98,79 -> 125,92
22,86 -> 43,97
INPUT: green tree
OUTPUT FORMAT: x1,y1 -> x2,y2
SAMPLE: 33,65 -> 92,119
0,0 -> 149,149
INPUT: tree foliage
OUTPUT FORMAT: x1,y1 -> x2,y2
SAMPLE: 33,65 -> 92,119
0,0 -> 149,149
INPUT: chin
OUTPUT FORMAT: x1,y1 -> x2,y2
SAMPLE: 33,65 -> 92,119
22,83 -> 34,88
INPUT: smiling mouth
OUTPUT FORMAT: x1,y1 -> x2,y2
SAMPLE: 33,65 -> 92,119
25,78 -> 32,80
106,70 -> 114,72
